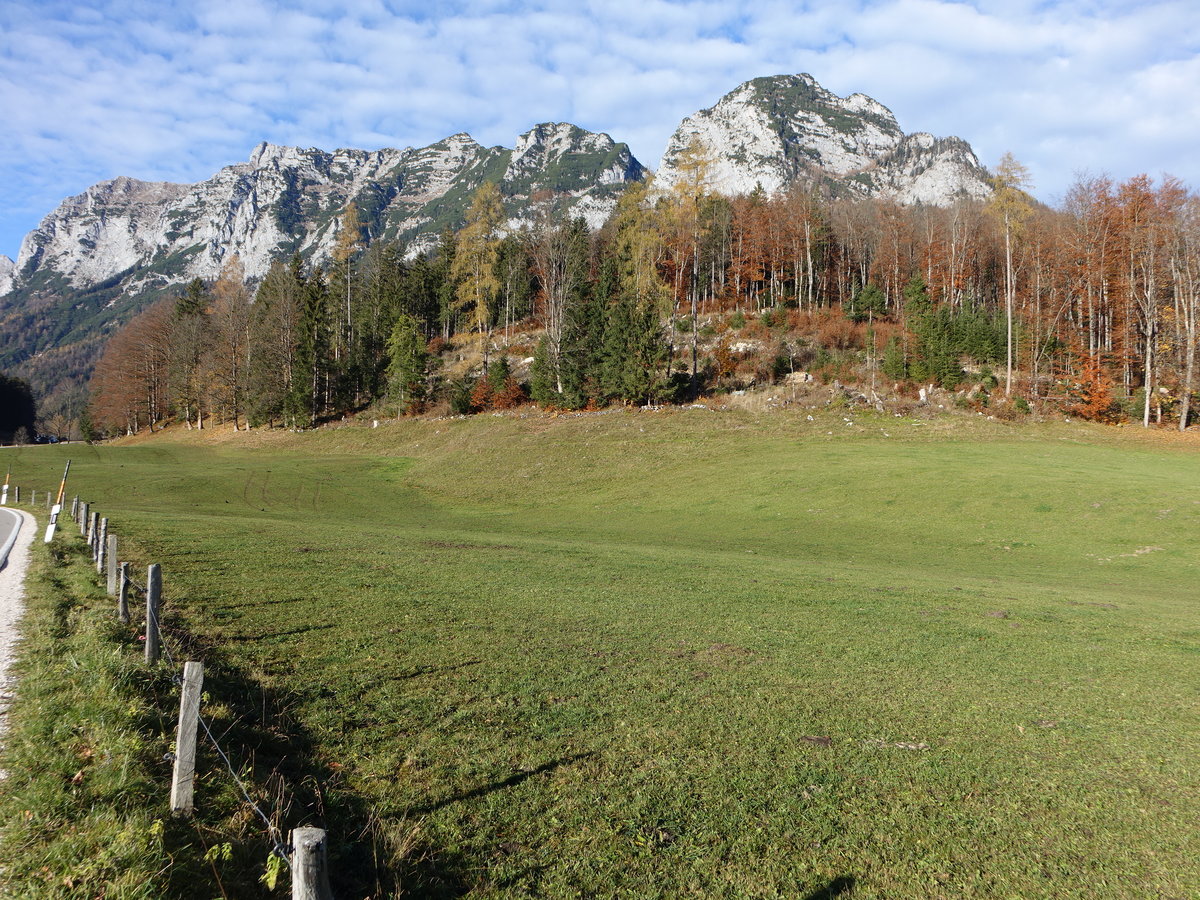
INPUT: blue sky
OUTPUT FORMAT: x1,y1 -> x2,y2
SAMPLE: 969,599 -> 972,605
2,0 -> 1198,260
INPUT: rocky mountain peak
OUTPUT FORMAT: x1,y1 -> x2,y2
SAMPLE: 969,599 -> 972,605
656,73 -> 990,205
504,123 -> 646,198
4,118 -> 650,314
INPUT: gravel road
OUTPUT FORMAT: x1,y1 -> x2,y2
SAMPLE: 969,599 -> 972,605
0,507 -> 35,745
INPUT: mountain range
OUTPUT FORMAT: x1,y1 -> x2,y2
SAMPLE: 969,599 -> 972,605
0,73 -> 994,420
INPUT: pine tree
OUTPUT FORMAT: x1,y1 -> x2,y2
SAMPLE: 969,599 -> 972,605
291,267 -> 331,426
248,257 -> 305,426
433,229 -> 458,338
529,336 -> 558,406
882,336 -> 908,381
354,240 -> 407,401
170,278 -> 210,428
846,283 -> 886,322
386,314 -> 428,415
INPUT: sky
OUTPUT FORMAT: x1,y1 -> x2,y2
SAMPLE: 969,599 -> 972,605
2,0 -> 1198,260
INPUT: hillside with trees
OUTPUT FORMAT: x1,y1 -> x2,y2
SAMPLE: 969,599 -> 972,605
87,157 -> 1200,436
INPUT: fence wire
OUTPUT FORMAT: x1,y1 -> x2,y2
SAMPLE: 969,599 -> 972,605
62,499 -> 295,871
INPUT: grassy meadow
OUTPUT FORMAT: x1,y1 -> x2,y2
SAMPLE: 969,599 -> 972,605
2,407 -> 1198,898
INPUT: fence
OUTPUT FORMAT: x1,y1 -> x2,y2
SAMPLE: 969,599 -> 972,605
5,481 -> 333,899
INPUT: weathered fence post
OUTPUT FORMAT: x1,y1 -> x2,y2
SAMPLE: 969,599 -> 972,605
71,496 -> 79,521
13,486 -> 19,504
90,512 -> 100,560
78,501 -> 88,535
118,562 -> 131,624
145,564 -> 162,665
291,827 -> 334,900
97,518 -> 109,573
170,661 -> 204,816
45,492 -> 51,510
106,534 -> 118,594
29,489 -> 35,507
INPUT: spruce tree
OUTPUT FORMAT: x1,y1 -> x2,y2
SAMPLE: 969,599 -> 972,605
386,314 -> 428,414
882,336 -> 908,381
529,336 -> 558,406
290,267 -> 332,426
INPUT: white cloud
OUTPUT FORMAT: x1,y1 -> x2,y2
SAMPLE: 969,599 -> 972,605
0,0 -> 1198,256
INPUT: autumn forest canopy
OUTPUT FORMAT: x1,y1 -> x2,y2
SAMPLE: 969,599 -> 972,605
87,152 -> 1200,437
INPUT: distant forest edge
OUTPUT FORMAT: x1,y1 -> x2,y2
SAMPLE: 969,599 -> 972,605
32,157 -> 1200,438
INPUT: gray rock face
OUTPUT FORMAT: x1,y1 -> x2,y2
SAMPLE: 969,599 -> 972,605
9,124 -> 645,296
655,74 -> 992,204
0,255 -> 14,297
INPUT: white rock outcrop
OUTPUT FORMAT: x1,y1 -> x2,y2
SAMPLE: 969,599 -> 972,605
8,124 -> 645,296
656,74 -> 991,205
0,255 -> 15,297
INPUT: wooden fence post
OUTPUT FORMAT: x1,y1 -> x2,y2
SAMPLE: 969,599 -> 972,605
97,518 -> 109,573
71,496 -> 79,521
170,661 -> 204,816
291,827 -> 334,900
90,513 -> 100,560
13,486 -> 19,504
118,562 -> 131,624
29,489 -> 35,507
145,564 -> 162,665
79,501 -> 88,535
106,534 -> 118,594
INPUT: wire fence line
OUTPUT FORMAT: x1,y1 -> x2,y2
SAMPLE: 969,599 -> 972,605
14,484 -> 306,883
140,578 -> 293,868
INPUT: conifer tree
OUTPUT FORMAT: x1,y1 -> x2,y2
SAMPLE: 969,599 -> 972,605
170,278 -> 210,428
248,257 -> 305,426
386,314 -> 428,414
355,240 -> 407,399
291,266 -> 332,426
433,229 -> 458,338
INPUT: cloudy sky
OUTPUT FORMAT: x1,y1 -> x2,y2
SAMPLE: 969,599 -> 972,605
2,0 -> 1198,259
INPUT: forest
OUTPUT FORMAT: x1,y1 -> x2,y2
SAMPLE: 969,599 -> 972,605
88,150 -> 1200,436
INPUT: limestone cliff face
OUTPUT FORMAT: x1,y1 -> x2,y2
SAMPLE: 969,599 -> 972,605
655,74 -> 991,204
6,75 -> 990,305
0,255 -> 14,297
9,124 -> 644,296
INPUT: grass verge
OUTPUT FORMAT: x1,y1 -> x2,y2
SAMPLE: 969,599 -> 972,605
0,520 -> 386,898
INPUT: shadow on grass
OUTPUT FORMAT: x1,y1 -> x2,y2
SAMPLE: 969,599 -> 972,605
399,658 -> 482,680
407,753 -> 598,817
802,875 -> 856,898
224,622 -> 337,642
150,616 -> 474,898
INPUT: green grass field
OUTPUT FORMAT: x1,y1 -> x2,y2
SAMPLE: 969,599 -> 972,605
4,407 -> 1198,898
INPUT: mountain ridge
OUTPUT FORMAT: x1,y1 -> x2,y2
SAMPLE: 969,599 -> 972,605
0,73 -> 995,423
655,74 -> 991,203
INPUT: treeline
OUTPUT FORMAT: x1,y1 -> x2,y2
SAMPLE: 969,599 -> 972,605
0,372 -> 37,444
89,186 -> 674,434
89,151 -> 1200,434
